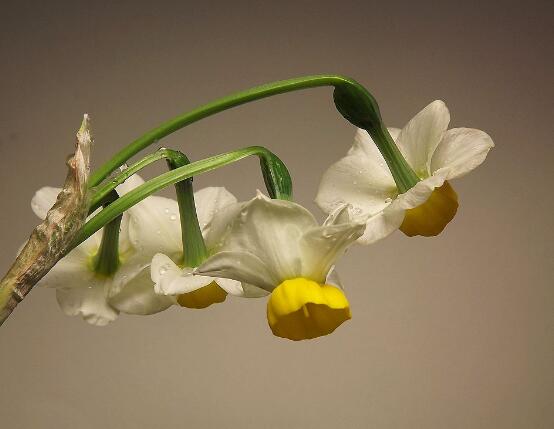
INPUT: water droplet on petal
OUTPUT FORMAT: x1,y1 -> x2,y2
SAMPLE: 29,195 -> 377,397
169,214 -> 177,221
164,208 -> 170,214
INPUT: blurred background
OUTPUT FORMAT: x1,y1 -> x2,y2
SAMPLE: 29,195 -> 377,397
1,1 -> 552,428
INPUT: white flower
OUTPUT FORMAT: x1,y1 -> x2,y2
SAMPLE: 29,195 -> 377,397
33,175 -> 177,326
196,192 -> 365,341
150,187 -> 267,309
316,100 -> 494,243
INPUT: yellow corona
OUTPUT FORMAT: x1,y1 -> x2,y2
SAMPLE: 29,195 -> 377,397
177,282 -> 228,309
400,181 -> 458,237
267,278 -> 351,341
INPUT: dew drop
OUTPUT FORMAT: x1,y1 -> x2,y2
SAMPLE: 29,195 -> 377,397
385,198 -> 393,204
169,214 -> 177,221
164,208 -> 170,214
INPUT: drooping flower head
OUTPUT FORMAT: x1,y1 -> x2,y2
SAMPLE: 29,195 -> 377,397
196,192 -> 365,341
316,100 -> 494,243
33,175 -> 176,325
150,187 -> 263,309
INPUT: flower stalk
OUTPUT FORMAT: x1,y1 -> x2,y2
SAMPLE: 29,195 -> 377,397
77,146 -> 293,247
91,191 -> 122,276
164,150 -> 208,267
89,75 -> 418,194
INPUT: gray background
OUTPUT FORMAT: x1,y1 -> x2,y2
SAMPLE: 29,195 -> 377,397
1,1 -> 552,428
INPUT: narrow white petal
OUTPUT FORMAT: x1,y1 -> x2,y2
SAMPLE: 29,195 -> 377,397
194,187 -> 238,237
215,277 -> 244,296
164,273 -> 215,296
31,187 -> 62,220
325,266 -> 343,289
127,195 -> 182,259
239,283 -> 270,298
396,100 -> 450,176
316,129 -> 397,217
109,268 -> 174,314
38,247 -> 96,288
356,209 -> 405,245
197,251 -> 279,292
300,209 -> 365,283
356,171 -> 450,244
150,253 -> 182,293
115,174 -> 145,195
430,128 -> 494,179
207,194 -> 317,281
323,204 -> 357,227
107,257 -> 150,298
389,172 -> 447,211
56,283 -> 118,326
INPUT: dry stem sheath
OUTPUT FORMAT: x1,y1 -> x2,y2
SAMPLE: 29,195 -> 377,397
0,115 -> 92,326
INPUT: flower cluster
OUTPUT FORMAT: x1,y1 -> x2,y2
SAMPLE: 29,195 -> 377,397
34,101 -> 492,340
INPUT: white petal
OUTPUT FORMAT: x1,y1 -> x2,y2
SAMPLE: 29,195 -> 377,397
396,100 -> 450,176
31,186 -> 61,220
356,209 -> 405,245
197,251 -> 279,292
151,253 -> 182,290
325,266 -> 343,289
127,195 -> 182,260
194,187 -> 238,237
38,243 -> 97,288
430,128 -> 494,179
56,283 -> 118,326
115,173 -> 145,195
107,257 -> 150,298
207,194 -> 318,281
389,172 -> 447,211
109,268 -> 174,315
316,129 -> 397,217
300,209 -> 365,283
239,283 -> 270,298
215,277 -> 244,296
356,171 -> 449,245
164,273 -> 215,295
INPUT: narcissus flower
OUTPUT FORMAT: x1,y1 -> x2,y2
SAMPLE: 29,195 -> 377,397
33,175 -> 176,325
151,187 -> 267,309
196,193 -> 365,341
316,100 -> 494,244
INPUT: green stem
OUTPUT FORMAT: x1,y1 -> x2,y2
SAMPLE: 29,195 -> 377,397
89,75 -> 418,192
165,151 -> 207,267
90,145 -> 291,216
76,146 -> 291,246
91,191 -> 121,276
372,126 -> 420,193
90,148 -> 187,213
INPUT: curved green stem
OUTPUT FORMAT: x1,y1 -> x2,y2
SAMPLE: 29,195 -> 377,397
165,151 -> 207,267
90,148 -> 187,213
89,75 -> 418,192
76,146 -> 291,246
90,145 -> 291,216
91,191 -> 121,276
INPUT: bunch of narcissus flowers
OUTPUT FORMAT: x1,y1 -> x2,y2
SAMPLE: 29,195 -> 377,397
0,76 -> 493,341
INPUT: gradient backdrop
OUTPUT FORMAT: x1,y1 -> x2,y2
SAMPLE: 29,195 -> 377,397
1,1 -> 552,428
